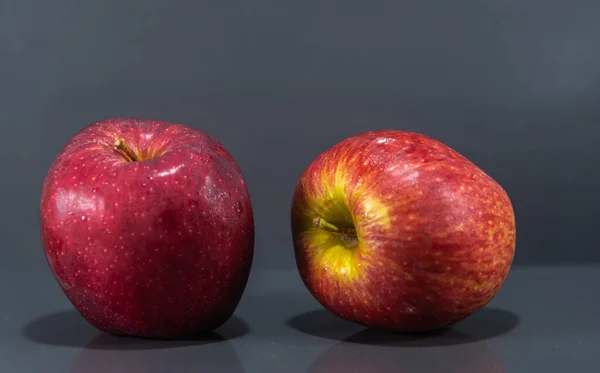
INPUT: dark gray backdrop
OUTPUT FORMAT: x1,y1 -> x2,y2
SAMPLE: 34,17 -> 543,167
2,0 -> 599,273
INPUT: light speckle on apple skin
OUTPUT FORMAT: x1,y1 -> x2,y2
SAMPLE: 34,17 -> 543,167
291,130 -> 516,332
40,118 -> 254,338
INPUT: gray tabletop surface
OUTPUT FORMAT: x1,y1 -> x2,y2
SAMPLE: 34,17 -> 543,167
1,265 -> 597,372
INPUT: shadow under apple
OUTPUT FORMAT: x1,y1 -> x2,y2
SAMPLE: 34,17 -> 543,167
287,307 -> 519,346
22,309 -> 250,349
70,331 -> 245,373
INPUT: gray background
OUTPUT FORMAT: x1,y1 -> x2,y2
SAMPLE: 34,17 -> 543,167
2,0 -> 599,273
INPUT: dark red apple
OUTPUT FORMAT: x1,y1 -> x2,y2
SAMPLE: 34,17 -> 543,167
40,118 -> 254,338
291,130 -> 516,332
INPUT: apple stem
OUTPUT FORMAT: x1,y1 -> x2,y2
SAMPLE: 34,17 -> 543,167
313,217 -> 356,236
113,138 -> 140,162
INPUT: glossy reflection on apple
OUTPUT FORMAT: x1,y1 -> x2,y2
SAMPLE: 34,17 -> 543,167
291,130 -> 516,332
40,118 -> 254,338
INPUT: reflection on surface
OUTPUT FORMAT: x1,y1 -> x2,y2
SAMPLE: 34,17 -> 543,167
309,329 -> 506,373
71,332 -> 245,373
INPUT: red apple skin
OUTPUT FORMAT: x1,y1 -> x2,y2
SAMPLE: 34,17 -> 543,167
291,130 -> 516,332
40,118 -> 254,338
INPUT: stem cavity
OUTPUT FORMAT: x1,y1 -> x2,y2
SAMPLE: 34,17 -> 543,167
313,217 -> 357,236
113,138 -> 140,162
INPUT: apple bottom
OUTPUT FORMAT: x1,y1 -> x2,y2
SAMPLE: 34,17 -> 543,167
62,282 -> 243,338
303,279 -> 500,333
295,234 -> 509,333
318,300 -> 475,334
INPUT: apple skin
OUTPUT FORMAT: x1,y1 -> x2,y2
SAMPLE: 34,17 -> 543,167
40,118 -> 254,338
291,130 -> 516,332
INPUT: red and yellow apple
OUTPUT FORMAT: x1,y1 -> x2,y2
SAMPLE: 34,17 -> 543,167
291,130 -> 516,332
40,118 -> 254,338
